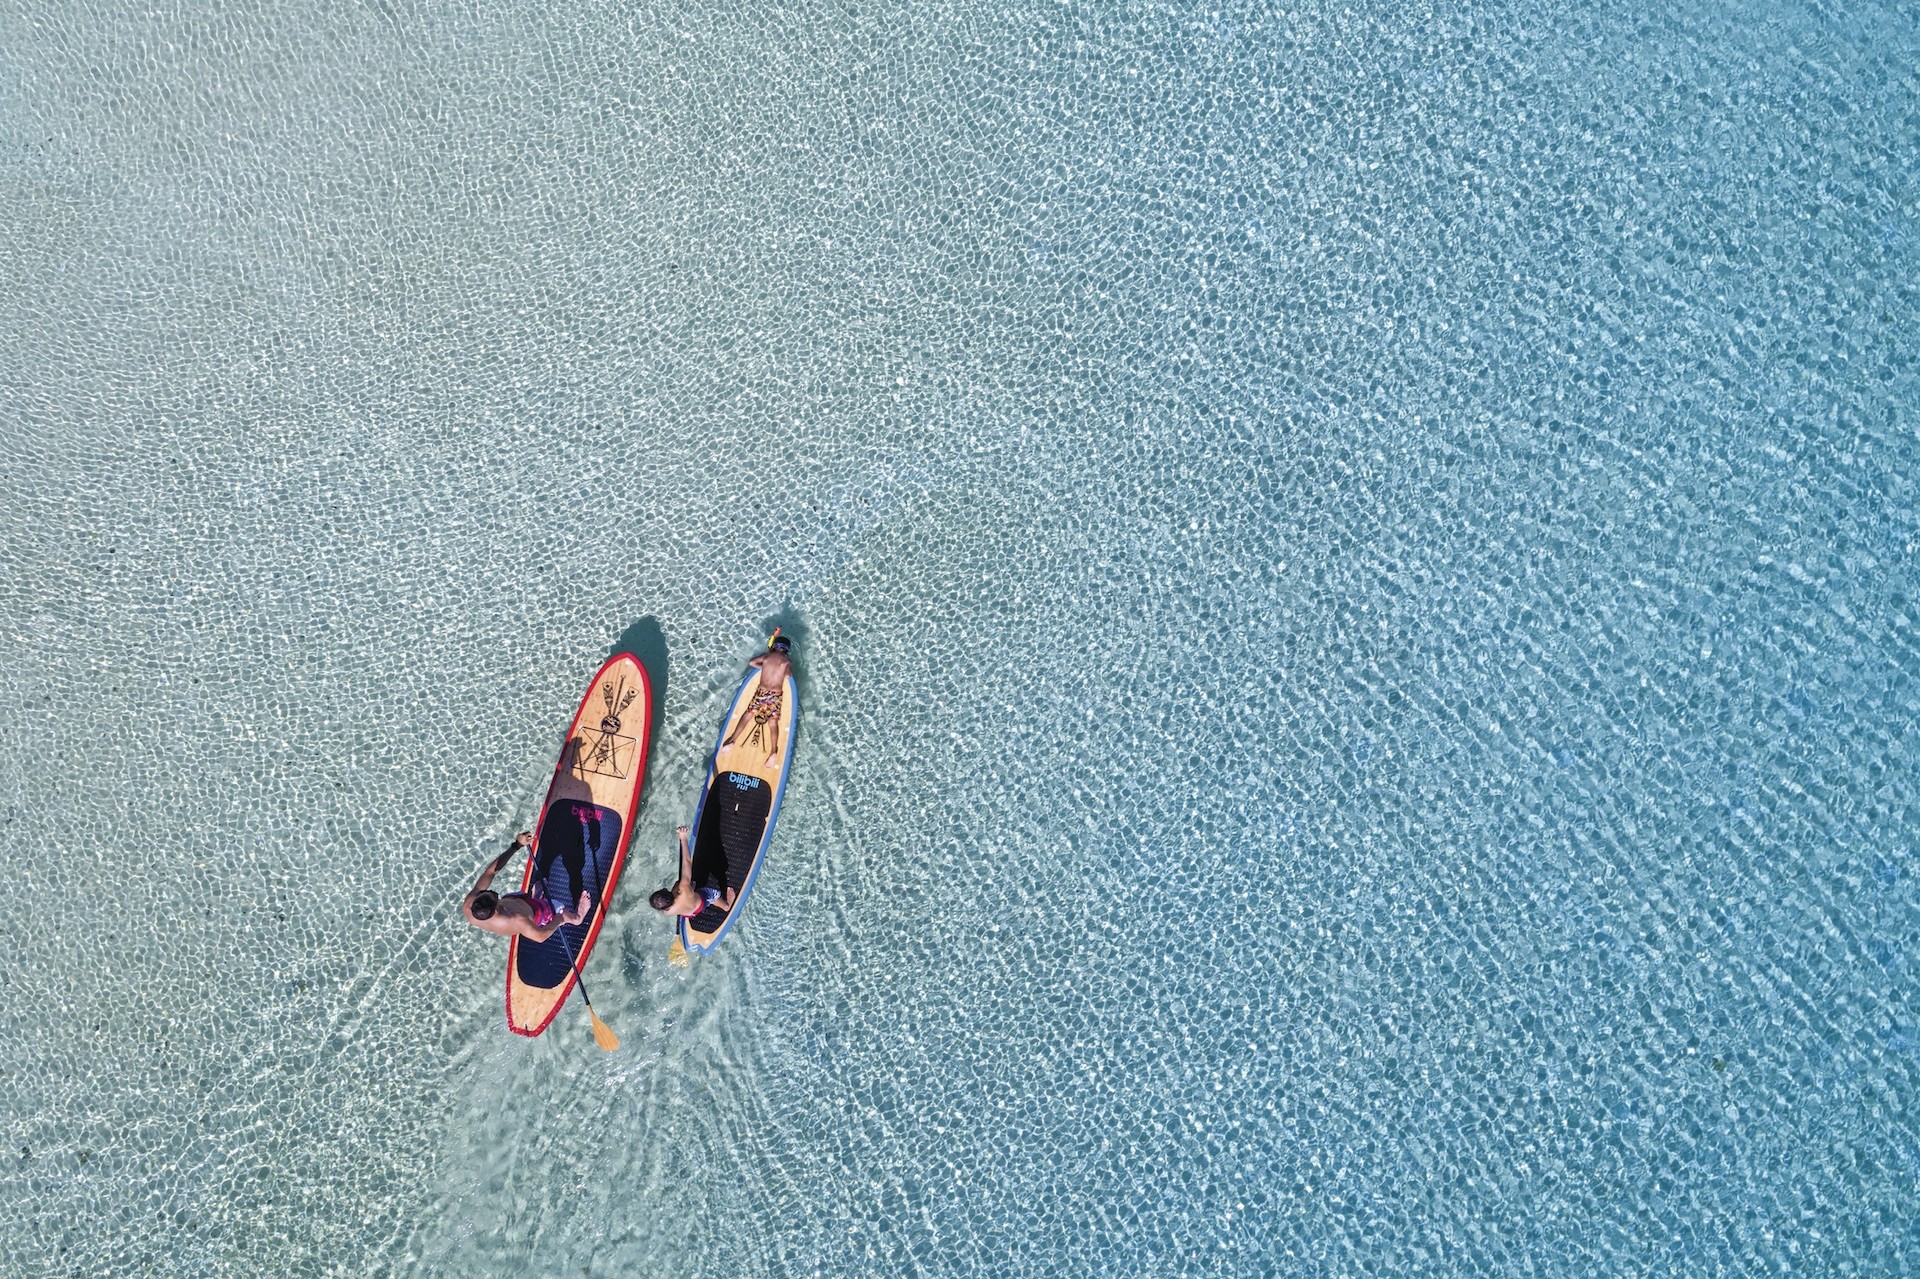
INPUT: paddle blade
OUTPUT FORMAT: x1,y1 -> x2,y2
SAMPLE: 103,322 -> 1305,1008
589,1009 -> 620,1052
668,936 -> 689,968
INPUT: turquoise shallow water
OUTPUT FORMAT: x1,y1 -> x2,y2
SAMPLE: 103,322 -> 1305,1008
3,0 -> 1917,1274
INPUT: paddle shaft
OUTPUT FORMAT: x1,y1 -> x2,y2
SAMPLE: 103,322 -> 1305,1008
552,920 -> 600,1012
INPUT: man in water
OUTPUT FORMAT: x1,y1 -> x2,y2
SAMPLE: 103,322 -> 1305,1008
649,825 -> 735,917
463,831 -> 593,941
722,634 -> 794,766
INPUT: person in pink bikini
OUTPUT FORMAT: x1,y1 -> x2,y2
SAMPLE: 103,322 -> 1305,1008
649,825 -> 736,918
462,831 -> 592,941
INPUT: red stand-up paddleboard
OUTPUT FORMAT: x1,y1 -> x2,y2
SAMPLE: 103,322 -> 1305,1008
506,652 -> 652,1037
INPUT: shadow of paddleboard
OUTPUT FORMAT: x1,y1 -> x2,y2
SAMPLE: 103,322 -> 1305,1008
610,615 -> 670,795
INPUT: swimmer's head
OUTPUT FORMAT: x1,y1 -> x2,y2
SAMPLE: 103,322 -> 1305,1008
648,888 -> 674,912
469,891 -> 499,921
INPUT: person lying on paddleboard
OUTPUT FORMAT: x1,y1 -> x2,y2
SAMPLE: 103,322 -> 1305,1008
462,831 -> 593,941
649,825 -> 735,917
722,634 -> 794,766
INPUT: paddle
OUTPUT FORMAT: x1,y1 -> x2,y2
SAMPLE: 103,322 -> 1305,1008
545,826 -> 620,1052
554,922 -> 619,1052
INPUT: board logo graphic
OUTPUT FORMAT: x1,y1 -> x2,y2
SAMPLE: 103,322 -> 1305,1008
575,677 -> 639,779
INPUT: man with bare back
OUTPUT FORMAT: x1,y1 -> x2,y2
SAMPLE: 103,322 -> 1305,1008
462,831 -> 593,941
722,633 -> 794,766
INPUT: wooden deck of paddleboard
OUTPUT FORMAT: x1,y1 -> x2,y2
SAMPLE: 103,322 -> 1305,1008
507,652 -> 651,1037
678,670 -> 797,955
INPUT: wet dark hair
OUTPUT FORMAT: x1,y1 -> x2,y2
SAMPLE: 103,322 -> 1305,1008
771,636 -> 792,654
649,888 -> 674,912
470,891 -> 498,920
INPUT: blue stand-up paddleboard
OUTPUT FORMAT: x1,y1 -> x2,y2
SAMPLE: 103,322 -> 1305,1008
673,644 -> 798,962
507,653 -> 652,1036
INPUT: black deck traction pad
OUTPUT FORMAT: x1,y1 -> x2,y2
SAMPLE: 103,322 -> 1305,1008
687,770 -> 773,934
514,800 -> 621,989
